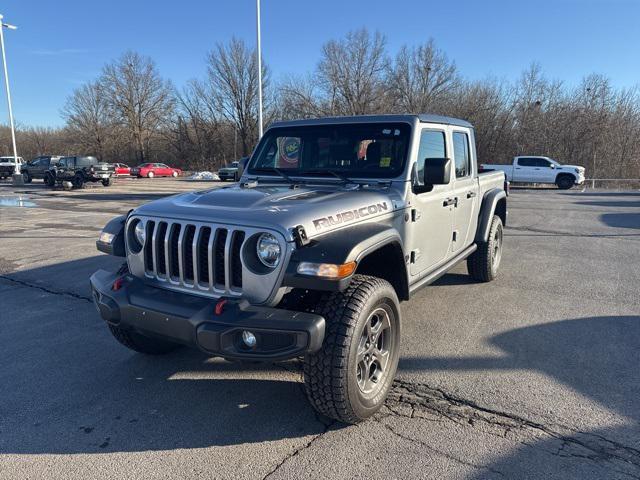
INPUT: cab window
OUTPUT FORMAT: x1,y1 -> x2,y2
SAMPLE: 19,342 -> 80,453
452,132 -> 471,178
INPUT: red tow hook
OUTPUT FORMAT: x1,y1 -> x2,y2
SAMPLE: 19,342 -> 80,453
214,298 -> 228,316
111,276 -> 125,291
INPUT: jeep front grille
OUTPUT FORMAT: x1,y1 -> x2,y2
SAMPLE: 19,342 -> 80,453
141,220 -> 246,296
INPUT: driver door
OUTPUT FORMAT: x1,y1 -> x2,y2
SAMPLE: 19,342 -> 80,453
408,128 -> 454,277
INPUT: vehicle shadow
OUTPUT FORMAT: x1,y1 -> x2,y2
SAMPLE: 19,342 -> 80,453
400,315 -> 640,478
600,213 -> 640,229
0,256 -> 332,455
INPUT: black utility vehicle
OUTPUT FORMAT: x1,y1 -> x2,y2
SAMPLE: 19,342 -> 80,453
49,156 -> 115,188
21,156 -> 61,183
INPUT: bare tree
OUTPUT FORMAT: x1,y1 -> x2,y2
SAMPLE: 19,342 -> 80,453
61,81 -> 113,160
386,39 -> 459,113
317,29 -> 388,115
206,38 -> 267,156
101,51 -> 174,163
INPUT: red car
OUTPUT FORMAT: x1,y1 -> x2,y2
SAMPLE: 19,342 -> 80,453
113,163 -> 131,176
130,163 -> 182,178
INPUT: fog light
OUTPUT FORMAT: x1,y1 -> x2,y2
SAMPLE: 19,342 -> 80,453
241,330 -> 257,348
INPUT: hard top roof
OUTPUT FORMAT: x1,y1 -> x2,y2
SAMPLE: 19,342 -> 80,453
270,114 -> 473,129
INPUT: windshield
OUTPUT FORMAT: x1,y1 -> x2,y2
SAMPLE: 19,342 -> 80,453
248,123 -> 410,179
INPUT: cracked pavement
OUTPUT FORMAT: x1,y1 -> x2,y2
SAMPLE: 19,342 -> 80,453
1,179 -> 639,479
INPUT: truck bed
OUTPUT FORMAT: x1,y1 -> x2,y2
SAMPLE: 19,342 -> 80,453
478,169 -> 506,195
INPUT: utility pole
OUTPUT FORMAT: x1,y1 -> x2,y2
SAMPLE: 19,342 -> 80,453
0,14 -> 20,184
256,0 -> 263,139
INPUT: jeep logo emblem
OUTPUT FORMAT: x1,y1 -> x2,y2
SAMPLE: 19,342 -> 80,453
312,202 -> 389,230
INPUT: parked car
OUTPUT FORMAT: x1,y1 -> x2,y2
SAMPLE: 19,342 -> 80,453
21,156 -> 61,182
218,160 -> 241,181
113,163 -> 131,176
48,156 -> 115,188
130,163 -> 182,178
0,156 -> 23,179
481,156 -> 585,189
91,114 -> 507,424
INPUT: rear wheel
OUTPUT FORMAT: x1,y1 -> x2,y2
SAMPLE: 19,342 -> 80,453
102,177 -> 113,187
72,173 -> 85,189
147,171 -> 154,178
467,215 -> 503,282
23,172 -> 32,183
303,275 -> 401,424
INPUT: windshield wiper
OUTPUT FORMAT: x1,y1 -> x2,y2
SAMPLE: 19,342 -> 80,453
301,169 -> 354,184
252,167 -> 295,183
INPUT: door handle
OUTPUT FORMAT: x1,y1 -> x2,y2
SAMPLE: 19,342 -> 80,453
467,191 -> 477,199
443,197 -> 458,207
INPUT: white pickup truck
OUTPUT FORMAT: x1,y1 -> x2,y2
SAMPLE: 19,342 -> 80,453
481,156 -> 585,189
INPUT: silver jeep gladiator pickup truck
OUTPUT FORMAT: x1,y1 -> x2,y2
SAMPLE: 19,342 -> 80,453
90,114 -> 507,423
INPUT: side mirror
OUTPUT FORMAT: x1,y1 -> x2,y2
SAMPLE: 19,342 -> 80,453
549,164 -> 556,169
422,158 -> 451,185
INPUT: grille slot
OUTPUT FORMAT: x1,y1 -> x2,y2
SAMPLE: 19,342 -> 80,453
214,229 -> 228,287
183,225 -> 196,282
197,227 -> 212,285
134,219 -> 248,297
169,224 -> 181,279
231,231 -> 245,288
143,221 -> 155,272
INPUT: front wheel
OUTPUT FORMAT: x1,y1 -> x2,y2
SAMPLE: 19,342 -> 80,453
147,171 -> 154,178
45,173 -> 55,187
467,215 -> 503,282
23,172 -> 32,183
102,177 -> 113,187
556,175 -> 575,190
303,275 -> 401,424
172,170 -> 178,177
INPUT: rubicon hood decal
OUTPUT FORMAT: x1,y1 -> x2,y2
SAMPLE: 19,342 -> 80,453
313,202 -> 389,231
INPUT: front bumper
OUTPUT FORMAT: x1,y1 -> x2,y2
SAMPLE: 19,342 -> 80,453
89,269 -> 325,360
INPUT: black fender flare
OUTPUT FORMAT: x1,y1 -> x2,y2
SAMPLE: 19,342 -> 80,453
475,189 -> 507,243
96,215 -> 127,257
283,223 -> 406,293
555,172 -> 576,183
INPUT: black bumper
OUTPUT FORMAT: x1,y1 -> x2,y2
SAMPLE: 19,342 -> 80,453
89,270 -> 326,360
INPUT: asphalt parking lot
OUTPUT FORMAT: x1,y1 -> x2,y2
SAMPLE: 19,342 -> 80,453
1,177 -> 639,479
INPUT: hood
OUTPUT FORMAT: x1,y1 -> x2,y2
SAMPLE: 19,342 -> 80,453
558,164 -> 584,171
133,182 -> 402,241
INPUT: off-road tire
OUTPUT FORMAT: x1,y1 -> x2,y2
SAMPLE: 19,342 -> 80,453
467,215 -> 503,282
108,324 -> 180,355
72,173 -> 85,189
23,172 -> 32,183
45,173 -> 55,187
102,177 -> 113,187
556,174 -> 574,190
303,275 -> 401,424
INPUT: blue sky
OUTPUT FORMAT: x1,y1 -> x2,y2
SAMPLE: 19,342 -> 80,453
2,0 -> 639,127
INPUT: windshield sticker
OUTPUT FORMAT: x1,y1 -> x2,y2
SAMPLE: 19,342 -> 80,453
380,156 -> 391,167
277,137 -> 300,168
312,202 -> 389,231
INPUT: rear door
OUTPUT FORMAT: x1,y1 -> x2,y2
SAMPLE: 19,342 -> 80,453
409,128 -> 454,276
512,157 -> 538,182
451,129 -> 479,251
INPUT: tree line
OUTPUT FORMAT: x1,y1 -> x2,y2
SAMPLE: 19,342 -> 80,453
2,28 -> 639,181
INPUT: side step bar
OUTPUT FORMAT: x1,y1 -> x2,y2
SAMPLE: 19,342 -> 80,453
408,244 -> 477,296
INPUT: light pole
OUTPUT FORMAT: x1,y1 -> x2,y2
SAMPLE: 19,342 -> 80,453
0,14 -> 20,184
256,0 -> 263,139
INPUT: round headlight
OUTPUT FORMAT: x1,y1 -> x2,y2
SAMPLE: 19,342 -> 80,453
256,233 -> 281,268
134,221 -> 146,247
